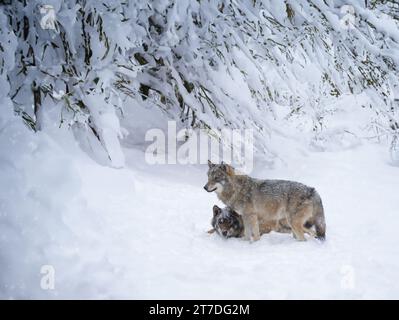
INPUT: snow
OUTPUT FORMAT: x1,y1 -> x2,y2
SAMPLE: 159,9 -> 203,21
1,115 -> 398,298
1,0 -> 399,300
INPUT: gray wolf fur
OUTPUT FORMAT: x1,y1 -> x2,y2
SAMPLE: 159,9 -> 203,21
208,206 -> 244,238
204,161 -> 326,242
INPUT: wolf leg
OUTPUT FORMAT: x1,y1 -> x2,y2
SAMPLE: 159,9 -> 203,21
290,204 -> 313,241
242,215 -> 252,241
312,194 -> 326,241
292,227 -> 306,241
275,218 -> 291,233
304,227 -> 317,238
250,214 -> 261,242
242,213 -> 260,242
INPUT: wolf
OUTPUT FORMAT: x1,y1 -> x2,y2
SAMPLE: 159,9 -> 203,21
208,206 -> 244,238
208,205 -> 292,239
204,161 -> 326,242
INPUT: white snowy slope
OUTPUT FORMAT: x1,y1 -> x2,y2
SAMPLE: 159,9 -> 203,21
1,115 -> 398,299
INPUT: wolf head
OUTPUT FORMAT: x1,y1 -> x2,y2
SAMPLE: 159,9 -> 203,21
204,161 -> 234,194
211,205 -> 243,238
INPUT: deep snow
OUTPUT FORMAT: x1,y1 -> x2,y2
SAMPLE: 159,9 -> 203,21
1,119 -> 398,299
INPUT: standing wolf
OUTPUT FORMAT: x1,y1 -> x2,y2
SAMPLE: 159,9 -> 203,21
204,161 -> 326,242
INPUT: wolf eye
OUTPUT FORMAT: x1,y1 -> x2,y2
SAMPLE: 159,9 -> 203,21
219,219 -> 224,223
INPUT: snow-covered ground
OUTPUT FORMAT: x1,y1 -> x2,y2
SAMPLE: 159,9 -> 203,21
1,117 -> 398,299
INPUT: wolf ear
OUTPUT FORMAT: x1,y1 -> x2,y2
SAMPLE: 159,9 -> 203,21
222,163 -> 234,176
231,210 -> 240,219
208,160 -> 215,168
220,161 -> 234,176
213,205 -> 221,217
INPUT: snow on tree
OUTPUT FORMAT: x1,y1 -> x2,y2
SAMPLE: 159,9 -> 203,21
0,6 -> 17,128
1,0 -> 399,165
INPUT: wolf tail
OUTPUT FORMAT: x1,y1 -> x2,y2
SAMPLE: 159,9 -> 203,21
313,192 -> 326,241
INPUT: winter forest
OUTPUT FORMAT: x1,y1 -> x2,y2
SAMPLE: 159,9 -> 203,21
1,0 -> 399,299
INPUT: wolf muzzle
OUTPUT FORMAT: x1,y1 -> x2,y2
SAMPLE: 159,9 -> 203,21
204,184 -> 217,192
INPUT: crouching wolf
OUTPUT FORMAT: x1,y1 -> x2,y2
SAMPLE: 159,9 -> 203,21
204,161 -> 326,242
208,205 -> 291,238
